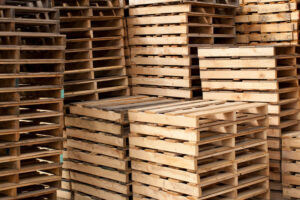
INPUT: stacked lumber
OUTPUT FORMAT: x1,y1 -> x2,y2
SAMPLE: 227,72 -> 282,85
55,0 -> 129,104
282,131 -> 300,199
129,100 -> 270,199
63,96 -> 177,200
0,1 -> 64,199
236,0 -> 300,45
198,46 -> 300,197
127,0 -> 237,98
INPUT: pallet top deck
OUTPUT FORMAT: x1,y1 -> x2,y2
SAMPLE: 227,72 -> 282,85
69,96 -> 177,123
129,100 -> 267,128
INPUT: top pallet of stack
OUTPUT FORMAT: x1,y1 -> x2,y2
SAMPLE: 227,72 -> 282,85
69,95 -> 177,124
129,0 -> 238,6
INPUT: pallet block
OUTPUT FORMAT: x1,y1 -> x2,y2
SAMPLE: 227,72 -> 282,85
236,0 -> 300,45
127,1 -> 236,98
63,96 -> 177,200
129,100 -> 270,199
55,0 -> 129,104
198,46 -> 300,194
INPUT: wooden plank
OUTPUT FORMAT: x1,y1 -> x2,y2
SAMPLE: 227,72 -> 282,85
71,182 -> 127,200
129,25 -> 187,35
129,110 -> 197,127
132,56 -> 190,66
199,59 -> 276,68
65,116 -> 122,135
131,46 -> 190,56
201,80 -> 281,90
127,15 -> 187,26
132,86 -> 194,99
63,161 -> 128,183
258,3 -> 296,14
236,11 -> 299,23
129,148 -> 197,170
69,172 -> 129,195
67,150 -> 127,170
133,183 -> 190,200
130,136 -> 198,156
66,128 -> 126,147
67,139 -> 126,159
283,187 -> 300,199
129,36 -> 188,45
129,66 -> 191,77
130,123 -> 198,142
203,91 -> 279,103
129,4 -> 190,16
131,77 -> 192,87
129,0 -> 180,6
132,171 -> 201,196
200,70 -> 277,80
69,105 -> 123,122
132,160 -> 198,184
198,47 -> 274,57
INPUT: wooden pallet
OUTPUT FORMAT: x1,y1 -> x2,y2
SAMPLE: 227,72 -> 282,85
198,46 -> 300,194
127,1 -> 236,98
55,0 -> 129,104
62,96 -> 177,200
129,100 -> 270,199
236,0 -> 300,45
282,131 -> 300,199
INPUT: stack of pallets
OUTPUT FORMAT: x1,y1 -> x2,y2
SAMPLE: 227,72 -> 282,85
282,131 -> 300,199
55,0 -> 129,104
198,46 -> 300,198
0,1 -> 65,199
236,0 -> 300,45
63,96 -> 177,199
127,0 -> 237,98
129,100 -> 270,199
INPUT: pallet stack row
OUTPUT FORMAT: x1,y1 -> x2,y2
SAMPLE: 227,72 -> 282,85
127,0 -> 237,98
129,100 -> 270,199
62,96 -> 176,199
55,0 -> 129,104
0,1 -> 65,199
198,46 -> 300,198
236,0 -> 300,45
